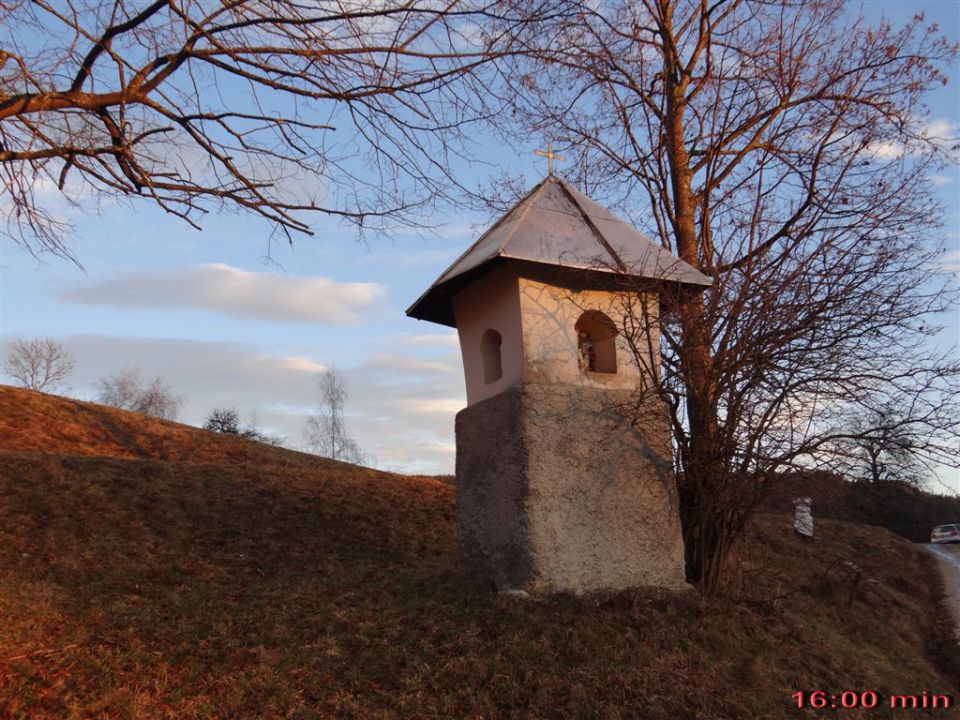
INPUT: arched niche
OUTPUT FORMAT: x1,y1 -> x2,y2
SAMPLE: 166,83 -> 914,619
480,329 -> 503,384
575,311 -> 617,374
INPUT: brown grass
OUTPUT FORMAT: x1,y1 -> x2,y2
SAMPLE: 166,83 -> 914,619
0,385 -> 956,719
764,471 -> 960,543
0,385 -> 346,470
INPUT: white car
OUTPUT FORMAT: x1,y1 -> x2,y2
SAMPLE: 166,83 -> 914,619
931,524 -> 960,544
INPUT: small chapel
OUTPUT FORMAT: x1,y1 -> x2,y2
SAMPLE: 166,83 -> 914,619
407,166 -> 710,594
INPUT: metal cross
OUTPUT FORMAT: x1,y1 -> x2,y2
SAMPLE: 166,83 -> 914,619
534,142 -> 566,176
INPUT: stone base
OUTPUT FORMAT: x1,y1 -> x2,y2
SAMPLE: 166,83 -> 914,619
455,384 -> 687,594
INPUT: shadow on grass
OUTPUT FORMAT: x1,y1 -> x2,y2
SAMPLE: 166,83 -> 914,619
0,454 -> 956,720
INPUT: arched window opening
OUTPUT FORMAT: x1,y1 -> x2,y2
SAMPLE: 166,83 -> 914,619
576,311 -> 617,374
480,329 -> 503,384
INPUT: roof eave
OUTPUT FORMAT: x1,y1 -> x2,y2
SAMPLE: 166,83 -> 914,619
405,255 -> 712,327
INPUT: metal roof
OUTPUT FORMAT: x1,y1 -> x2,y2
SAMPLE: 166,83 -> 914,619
407,176 -> 712,326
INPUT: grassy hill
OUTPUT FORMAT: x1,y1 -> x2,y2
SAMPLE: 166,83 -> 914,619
763,471 -> 960,544
0,385 -> 957,719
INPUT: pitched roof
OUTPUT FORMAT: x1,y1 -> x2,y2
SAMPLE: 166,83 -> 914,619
407,176 -> 712,326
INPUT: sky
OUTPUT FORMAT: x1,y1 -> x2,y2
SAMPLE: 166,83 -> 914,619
1,1 -> 958,481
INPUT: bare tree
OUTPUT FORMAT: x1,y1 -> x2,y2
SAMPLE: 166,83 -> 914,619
0,1 -> 522,260
205,406 -> 285,446
95,366 -> 183,420
5,337 -> 74,392
204,407 -> 242,435
821,399 -> 951,488
843,422 -> 929,489
497,0 -> 959,592
303,368 -> 367,465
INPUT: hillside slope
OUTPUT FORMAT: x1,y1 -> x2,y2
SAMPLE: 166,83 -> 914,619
0,386 -> 957,719
0,385 -> 349,469
764,471 -> 960,544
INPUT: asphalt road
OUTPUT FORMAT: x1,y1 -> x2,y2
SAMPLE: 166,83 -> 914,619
923,543 -> 960,632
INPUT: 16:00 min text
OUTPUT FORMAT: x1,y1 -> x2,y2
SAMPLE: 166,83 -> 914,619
792,690 -> 953,710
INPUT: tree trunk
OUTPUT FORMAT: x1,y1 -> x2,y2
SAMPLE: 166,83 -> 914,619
660,7 -> 724,591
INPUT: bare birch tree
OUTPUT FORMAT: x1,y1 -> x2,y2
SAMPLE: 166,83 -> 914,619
1,0 -> 519,260
303,368 -> 367,465
497,0 -> 959,592
96,366 -> 183,420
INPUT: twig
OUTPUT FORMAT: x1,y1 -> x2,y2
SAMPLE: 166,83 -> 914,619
2,643 -> 81,663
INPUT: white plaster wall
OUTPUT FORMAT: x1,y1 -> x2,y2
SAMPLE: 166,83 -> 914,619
518,277 -> 660,392
455,384 -> 687,594
452,265 -> 524,406
523,385 -> 686,593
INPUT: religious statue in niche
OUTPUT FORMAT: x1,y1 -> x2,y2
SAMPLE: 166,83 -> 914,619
578,330 -> 597,373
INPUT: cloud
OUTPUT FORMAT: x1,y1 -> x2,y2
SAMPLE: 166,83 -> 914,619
338,350 -> 464,472
864,119 -> 960,161
394,333 -> 460,348
864,140 -> 905,160
923,119 -> 956,141
939,249 -> 960,277
393,398 -> 467,414
59,335 -> 327,409
58,263 -> 386,325
364,353 -> 459,376
274,356 -> 330,375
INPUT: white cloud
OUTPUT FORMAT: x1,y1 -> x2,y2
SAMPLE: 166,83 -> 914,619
864,119 -> 960,162
394,398 -> 467,414
373,437 -> 457,476
923,119 -> 956,141
58,263 -> 386,325
394,333 -> 460,347
939,249 -> 960,277
364,353 -> 458,375
930,174 -> 954,186
864,139 -> 905,160
58,335 -> 326,408
426,440 -> 457,454
274,356 -> 330,374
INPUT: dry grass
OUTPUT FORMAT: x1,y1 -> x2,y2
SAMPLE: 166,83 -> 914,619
0,385 -> 956,719
0,386 -> 341,470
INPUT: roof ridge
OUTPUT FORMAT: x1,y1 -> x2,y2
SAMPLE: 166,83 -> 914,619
495,176 -> 552,255
427,177 -> 550,287
556,180 -> 627,273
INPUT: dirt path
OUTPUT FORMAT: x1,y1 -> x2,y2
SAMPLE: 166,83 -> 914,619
923,543 -> 960,633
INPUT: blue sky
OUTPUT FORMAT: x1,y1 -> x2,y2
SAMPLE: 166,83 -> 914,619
2,1 -> 958,481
